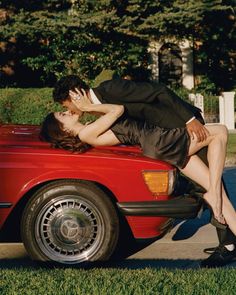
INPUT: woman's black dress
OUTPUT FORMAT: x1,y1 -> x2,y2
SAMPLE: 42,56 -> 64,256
111,117 -> 190,169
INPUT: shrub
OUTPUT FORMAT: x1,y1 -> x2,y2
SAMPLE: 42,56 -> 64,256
0,88 -> 62,124
0,85 -> 234,125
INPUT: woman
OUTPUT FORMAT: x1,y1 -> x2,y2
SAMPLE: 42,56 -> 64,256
40,89 -> 236,235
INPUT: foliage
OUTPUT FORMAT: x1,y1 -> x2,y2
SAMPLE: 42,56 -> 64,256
1,263 -> 236,294
0,1 -> 150,86
194,75 -> 218,94
1,86 -> 234,125
0,88 -> 62,124
193,2 -> 236,92
227,133 -> 236,157
203,95 -> 219,114
92,69 -> 118,88
173,86 -> 220,113
0,87 -> 99,124
173,86 -> 236,117
172,86 -> 192,102
0,1 -> 235,90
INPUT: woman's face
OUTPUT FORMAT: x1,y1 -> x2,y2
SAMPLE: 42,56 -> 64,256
54,111 -> 80,132
62,99 -> 83,116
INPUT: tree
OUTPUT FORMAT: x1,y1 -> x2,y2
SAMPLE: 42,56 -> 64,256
0,0 -> 235,91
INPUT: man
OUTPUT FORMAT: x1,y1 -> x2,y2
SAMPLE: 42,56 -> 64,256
53,75 -> 236,267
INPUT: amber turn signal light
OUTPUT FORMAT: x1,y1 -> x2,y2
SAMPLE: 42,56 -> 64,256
142,170 -> 175,196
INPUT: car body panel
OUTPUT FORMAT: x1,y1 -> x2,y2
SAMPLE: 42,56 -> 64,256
0,124 -> 179,239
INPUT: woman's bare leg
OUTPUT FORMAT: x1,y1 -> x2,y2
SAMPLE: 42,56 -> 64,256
182,124 -> 228,223
180,155 -> 236,235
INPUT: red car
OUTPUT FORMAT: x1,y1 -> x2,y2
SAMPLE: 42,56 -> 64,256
0,124 -> 202,265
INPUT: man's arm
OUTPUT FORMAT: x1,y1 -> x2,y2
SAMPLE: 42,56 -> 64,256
96,79 -> 195,121
95,79 -> 209,141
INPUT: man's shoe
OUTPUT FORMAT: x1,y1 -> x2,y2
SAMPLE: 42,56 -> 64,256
201,245 -> 236,268
203,246 -> 217,254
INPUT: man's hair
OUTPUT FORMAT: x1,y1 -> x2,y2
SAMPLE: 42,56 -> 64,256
39,112 -> 91,153
53,75 -> 89,103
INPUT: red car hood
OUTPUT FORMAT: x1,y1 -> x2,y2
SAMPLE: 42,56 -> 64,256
0,124 -> 174,169
0,124 -> 43,145
0,123 -> 148,156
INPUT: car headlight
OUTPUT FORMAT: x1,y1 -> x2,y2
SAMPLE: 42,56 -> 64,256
142,169 -> 176,196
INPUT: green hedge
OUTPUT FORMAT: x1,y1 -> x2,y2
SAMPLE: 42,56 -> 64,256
0,70 -> 119,124
0,86 -> 235,125
0,88 -> 62,124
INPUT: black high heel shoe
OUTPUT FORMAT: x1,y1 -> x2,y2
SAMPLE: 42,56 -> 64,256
210,215 -> 228,230
203,197 -> 227,229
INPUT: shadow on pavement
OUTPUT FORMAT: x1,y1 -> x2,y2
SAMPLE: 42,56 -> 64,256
170,167 -> 236,241
172,210 -> 210,241
0,257 -> 236,270
0,258 -> 40,269
0,257 -> 201,269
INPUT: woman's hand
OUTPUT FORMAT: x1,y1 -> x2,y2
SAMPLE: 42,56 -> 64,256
69,88 -> 92,112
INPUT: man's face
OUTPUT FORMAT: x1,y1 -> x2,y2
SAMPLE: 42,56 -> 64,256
62,98 -> 83,116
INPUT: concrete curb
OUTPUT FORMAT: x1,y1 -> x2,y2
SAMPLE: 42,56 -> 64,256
226,157 -> 236,167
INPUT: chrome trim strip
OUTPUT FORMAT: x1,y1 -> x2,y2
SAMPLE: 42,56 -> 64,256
0,203 -> 13,208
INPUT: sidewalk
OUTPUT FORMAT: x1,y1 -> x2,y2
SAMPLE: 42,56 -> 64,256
226,156 -> 236,166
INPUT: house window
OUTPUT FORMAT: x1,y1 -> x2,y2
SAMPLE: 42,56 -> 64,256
158,43 -> 182,88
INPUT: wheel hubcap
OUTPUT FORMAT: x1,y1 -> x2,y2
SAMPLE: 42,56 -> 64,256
35,195 -> 105,264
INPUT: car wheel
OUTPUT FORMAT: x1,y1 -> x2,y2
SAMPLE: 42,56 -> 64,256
21,180 -> 119,265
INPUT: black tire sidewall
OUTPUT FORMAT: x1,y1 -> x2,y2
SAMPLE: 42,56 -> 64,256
21,180 -> 119,264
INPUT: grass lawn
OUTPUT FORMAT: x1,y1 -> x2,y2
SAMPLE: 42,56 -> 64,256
227,133 -> 236,158
1,262 -> 236,295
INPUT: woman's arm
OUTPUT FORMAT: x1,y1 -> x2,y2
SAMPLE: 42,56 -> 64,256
71,91 -> 124,146
79,104 -> 123,146
70,88 -> 123,114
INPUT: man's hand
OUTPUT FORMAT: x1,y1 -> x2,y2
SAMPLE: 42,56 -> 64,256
69,88 -> 92,112
186,118 -> 210,142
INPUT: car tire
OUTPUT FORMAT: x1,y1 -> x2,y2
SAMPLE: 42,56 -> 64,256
21,180 -> 119,265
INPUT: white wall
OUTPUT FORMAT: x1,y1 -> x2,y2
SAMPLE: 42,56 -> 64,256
219,92 -> 235,130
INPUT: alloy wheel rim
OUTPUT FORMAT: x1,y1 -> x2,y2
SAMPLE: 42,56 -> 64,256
35,195 -> 105,264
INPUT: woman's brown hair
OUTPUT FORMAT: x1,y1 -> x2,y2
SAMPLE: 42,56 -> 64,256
39,112 -> 91,153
